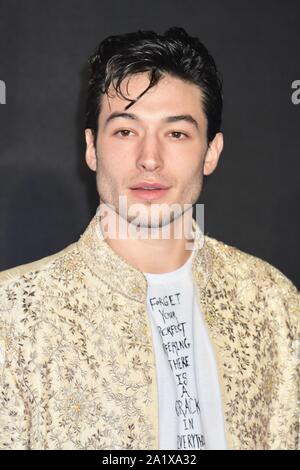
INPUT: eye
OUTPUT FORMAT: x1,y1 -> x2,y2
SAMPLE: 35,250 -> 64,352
114,129 -> 135,137
170,131 -> 188,139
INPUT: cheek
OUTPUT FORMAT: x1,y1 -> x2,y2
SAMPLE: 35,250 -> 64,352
100,137 -> 137,170
181,170 -> 201,191
172,149 -> 203,178
97,140 -> 126,173
175,155 -> 203,195
97,150 -> 133,194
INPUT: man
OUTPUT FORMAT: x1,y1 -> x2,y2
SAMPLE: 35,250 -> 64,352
0,27 -> 299,450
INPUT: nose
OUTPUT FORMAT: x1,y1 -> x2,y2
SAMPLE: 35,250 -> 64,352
136,133 -> 163,172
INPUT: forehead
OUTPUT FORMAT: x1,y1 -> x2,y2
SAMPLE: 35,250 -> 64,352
99,72 -> 207,127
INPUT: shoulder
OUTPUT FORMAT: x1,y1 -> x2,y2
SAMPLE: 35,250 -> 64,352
0,242 -> 85,357
205,233 -> 298,290
204,234 -> 299,337
0,242 -> 83,327
0,242 -> 79,286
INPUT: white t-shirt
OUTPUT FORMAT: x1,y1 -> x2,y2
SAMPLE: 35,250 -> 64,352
143,247 -> 228,450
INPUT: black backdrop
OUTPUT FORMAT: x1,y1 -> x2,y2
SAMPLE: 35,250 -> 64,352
0,0 -> 299,288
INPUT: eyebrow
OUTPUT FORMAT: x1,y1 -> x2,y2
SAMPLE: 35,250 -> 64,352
103,112 -> 199,130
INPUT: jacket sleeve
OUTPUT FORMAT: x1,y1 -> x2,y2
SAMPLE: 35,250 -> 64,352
285,276 -> 300,451
0,282 -> 30,449
267,263 -> 300,438
277,269 -> 300,355
257,257 -> 300,347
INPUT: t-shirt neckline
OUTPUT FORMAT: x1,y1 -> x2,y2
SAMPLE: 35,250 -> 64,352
143,243 -> 195,284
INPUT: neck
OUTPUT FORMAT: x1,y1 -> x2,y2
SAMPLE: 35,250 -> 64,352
98,202 -> 195,274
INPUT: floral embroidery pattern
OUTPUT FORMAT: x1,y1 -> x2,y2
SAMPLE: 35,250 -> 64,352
0,211 -> 299,449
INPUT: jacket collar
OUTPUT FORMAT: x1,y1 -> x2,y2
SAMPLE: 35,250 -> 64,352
77,207 -> 213,302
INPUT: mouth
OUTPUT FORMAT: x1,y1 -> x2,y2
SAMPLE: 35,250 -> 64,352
129,183 -> 171,201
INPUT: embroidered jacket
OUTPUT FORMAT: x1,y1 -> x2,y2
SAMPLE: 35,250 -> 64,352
0,211 -> 299,450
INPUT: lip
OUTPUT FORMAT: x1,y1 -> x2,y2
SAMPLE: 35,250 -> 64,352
129,187 -> 170,201
130,181 -> 170,190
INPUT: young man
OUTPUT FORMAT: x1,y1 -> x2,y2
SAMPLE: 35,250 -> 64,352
0,27 -> 299,450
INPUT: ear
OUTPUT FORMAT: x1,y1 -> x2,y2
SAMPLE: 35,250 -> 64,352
203,132 -> 224,176
85,129 -> 97,172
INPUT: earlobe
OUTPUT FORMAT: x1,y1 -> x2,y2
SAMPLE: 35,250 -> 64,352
85,129 -> 97,172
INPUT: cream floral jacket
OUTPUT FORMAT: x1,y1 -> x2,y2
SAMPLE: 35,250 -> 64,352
0,211 -> 299,450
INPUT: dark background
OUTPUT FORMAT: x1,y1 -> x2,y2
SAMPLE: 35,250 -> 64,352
0,0 -> 299,287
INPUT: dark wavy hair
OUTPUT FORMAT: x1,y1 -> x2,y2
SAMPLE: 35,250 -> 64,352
85,27 -> 223,143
